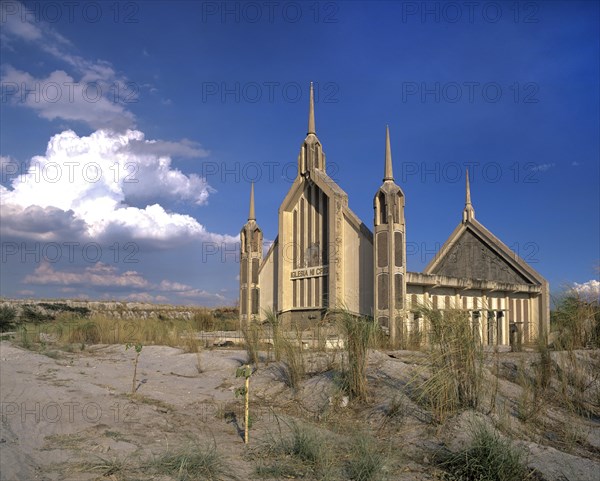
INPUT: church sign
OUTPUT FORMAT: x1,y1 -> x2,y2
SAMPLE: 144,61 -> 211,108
290,265 -> 329,280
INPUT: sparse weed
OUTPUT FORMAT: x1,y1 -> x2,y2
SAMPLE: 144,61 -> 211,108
77,454 -> 130,478
125,342 -> 143,394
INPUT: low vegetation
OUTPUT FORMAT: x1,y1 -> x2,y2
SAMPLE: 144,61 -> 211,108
0,305 -> 17,332
2,292 -> 599,480
149,441 -> 231,481
437,422 -> 531,481
346,434 -> 388,481
551,289 -> 600,349
257,418 -> 335,480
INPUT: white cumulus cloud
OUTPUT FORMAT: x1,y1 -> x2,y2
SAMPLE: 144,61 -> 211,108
0,129 -> 236,245
572,280 -> 600,301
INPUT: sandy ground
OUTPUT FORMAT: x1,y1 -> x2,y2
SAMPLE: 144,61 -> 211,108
1,341 -> 599,480
0,342 -> 257,480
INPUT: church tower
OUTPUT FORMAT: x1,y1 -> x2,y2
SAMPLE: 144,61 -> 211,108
272,82 -> 373,325
373,127 -> 406,345
239,182 -> 263,326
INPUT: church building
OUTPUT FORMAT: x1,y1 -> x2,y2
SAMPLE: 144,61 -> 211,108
239,84 -> 550,347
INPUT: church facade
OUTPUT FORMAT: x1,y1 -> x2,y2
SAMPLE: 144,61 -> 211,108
239,84 -> 550,347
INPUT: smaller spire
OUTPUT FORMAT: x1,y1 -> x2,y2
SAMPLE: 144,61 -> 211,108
466,168 -> 472,206
463,169 -> 475,223
308,82 -> 315,135
248,182 -> 255,221
383,125 -> 394,181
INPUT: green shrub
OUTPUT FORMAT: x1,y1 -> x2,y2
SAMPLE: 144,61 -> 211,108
38,302 -> 90,316
0,305 -> 17,332
20,305 -> 53,323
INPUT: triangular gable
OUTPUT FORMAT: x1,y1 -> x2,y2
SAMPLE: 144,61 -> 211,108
279,167 -> 349,213
424,218 -> 545,286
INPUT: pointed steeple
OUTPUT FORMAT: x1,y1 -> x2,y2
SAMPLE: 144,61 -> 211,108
463,169 -> 475,223
384,125 -> 394,181
248,182 -> 255,221
308,82 -> 315,135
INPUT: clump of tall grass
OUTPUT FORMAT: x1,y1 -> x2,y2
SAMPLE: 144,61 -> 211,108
552,289 -> 600,350
182,321 -> 204,373
346,435 -> 387,481
517,334 -> 553,422
515,359 -> 541,423
280,335 -> 306,390
258,418 -> 334,479
18,324 -> 32,349
242,321 -> 262,365
263,308 -> 282,362
554,350 -> 600,418
334,309 -> 378,402
67,320 -> 102,345
193,310 -> 216,331
149,440 -> 229,481
414,306 -> 484,423
437,422 -> 530,481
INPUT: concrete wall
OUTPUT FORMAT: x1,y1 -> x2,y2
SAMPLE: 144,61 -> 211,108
342,213 -> 374,316
258,240 -> 278,319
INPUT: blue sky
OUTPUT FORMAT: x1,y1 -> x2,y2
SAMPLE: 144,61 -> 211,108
1,0 -> 598,305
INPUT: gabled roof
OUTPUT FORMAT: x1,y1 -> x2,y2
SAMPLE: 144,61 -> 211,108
425,171 -> 547,286
424,216 -> 546,286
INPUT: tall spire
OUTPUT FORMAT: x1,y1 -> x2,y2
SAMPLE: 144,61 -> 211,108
248,182 -> 255,221
463,169 -> 475,223
308,82 -> 315,135
384,125 -> 394,181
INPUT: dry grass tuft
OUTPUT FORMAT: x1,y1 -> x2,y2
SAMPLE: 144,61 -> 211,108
437,422 -> 531,481
334,309 -> 378,402
412,306 -> 484,423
